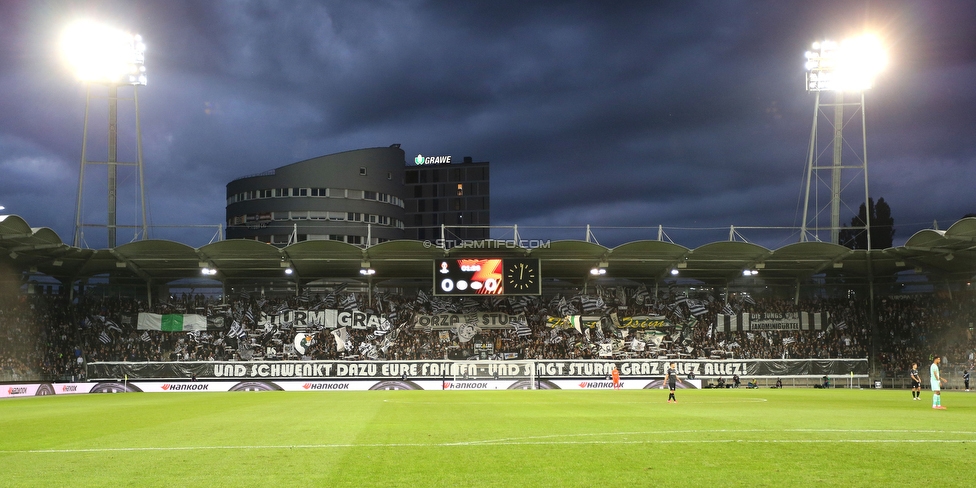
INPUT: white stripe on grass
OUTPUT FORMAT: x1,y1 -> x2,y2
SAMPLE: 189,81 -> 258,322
10,428 -> 976,454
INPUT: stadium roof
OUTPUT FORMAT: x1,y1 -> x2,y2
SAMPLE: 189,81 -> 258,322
1,214 -> 974,288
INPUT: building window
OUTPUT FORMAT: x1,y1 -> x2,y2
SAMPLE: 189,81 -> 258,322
406,171 -> 418,184
359,167 -> 367,176
457,183 -> 463,196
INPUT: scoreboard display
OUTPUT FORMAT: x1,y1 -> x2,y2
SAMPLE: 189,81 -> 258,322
433,258 -> 541,296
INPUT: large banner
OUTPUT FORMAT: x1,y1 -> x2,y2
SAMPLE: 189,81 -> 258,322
716,312 -> 827,332
413,312 -> 526,330
258,309 -> 389,329
617,315 -> 671,329
545,315 -> 672,330
545,316 -> 601,329
88,358 -> 868,381
137,313 -> 208,331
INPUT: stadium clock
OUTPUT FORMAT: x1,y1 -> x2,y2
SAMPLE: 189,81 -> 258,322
504,259 -> 538,294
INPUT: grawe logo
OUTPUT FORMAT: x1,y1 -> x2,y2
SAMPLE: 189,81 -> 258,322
61,385 -> 78,392
8,387 -> 28,395
414,154 -> 451,165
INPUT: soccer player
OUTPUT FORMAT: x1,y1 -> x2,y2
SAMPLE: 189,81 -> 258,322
964,370 -> 970,392
664,362 -> 678,403
611,366 -> 620,390
931,356 -> 947,410
910,363 -> 921,400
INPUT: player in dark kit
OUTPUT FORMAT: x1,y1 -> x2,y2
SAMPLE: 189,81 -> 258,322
664,362 -> 678,403
910,363 -> 921,400
964,370 -> 970,392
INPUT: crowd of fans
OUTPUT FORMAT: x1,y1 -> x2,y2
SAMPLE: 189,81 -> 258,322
1,284 -> 974,382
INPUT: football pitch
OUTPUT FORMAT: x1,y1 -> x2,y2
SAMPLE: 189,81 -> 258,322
1,388 -> 974,487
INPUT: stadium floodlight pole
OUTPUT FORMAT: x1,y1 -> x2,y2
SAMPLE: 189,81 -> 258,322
63,20 -> 148,248
799,35 -> 885,247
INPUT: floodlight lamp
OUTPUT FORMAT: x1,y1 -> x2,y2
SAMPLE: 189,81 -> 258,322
804,34 -> 886,92
61,20 -> 147,85
284,268 -> 294,275
670,268 -> 679,276
360,268 -> 376,276
590,268 -> 606,276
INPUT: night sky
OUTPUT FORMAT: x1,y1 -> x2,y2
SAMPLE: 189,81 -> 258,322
1,0 -> 974,250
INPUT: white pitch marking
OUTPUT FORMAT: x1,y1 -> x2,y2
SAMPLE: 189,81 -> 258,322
9,428 -> 976,454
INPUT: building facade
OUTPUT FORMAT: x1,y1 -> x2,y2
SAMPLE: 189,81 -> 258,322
403,156 -> 490,243
225,146 -> 407,246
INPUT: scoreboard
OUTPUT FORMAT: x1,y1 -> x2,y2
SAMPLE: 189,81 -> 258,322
433,258 -> 541,296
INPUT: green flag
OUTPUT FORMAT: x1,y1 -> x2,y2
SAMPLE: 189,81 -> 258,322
138,313 -> 207,331
161,314 -> 185,332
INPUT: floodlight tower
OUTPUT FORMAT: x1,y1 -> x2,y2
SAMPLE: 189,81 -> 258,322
799,35 -> 886,248
62,21 -> 148,248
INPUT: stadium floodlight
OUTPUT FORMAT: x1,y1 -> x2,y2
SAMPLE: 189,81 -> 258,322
670,268 -> 680,276
359,268 -> 376,276
64,20 -> 149,250
589,267 -> 606,276
805,34 -> 886,92
61,20 -> 147,85
800,34 -> 885,247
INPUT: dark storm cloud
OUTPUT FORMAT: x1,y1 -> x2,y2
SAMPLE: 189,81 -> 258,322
0,0 -> 974,249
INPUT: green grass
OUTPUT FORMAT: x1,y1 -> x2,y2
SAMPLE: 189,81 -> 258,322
1,388 -> 975,487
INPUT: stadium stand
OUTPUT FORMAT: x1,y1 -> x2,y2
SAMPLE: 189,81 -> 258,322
2,287 -> 973,383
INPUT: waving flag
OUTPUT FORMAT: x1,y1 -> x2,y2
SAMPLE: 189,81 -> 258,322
137,313 -> 208,332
